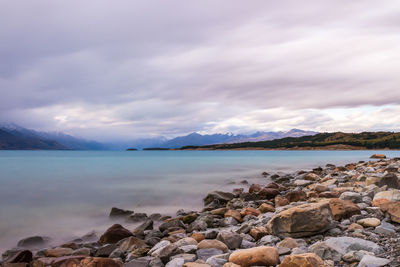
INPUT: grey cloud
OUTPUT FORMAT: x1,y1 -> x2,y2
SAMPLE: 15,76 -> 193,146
1,0 -> 400,139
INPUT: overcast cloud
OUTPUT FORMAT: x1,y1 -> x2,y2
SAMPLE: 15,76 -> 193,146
1,0 -> 400,140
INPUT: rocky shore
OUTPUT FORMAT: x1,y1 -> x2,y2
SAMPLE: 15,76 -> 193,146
2,154 -> 400,267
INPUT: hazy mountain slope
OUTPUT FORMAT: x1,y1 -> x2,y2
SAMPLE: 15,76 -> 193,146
0,128 -> 67,150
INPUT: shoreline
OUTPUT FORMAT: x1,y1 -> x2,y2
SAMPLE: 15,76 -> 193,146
2,154 -> 400,266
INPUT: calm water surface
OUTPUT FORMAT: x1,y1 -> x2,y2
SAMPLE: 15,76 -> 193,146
0,150 -> 398,252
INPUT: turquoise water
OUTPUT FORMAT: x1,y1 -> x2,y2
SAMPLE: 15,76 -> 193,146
0,150 -> 398,251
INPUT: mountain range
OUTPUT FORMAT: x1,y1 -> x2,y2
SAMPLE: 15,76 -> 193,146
0,123 -> 318,150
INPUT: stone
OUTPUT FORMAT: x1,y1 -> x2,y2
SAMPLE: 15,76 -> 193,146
377,173 -> 400,189
204,191 -> 235,206
216,231 -> 242,250
124,256 -> 152,267
17,236 -> 49,249
240,207 -> 261,217
133,220 -> 154,236
177,245 -> 197,254
328,198 -> 361,221
6,250 -> 32,263
120,236 -> 147,252
228,246 -> 279,267
221,217 -> 238,227
72,248 -> 91,256
279,253 -> 325,267
183,263 -> 212,267
319,191 -> 340,198
174,237 -> 198,247
152,244 -> 178,263
180,213 -> 198,224
373,190 -> 400,202
339,192 -> 362,203
98,224 -> 133,244
188,220 -> 208,232
313,184 -> 329,193
210,208 -> 228,216
45,247 -> 74,257
198,240 -> 228,253
166,258 -> 185,267
95,244 -> 118,257
358,255 -> 391,267
224,210 -> 242,222
257,235 -> 280,246
275,195 -> 290,206
348,223 -> 363,231
109,207 -> 133,218
159,219 -> 186,232
127,213 -> 148,222
249,227 -> 268,241
259,188 -> 280,199
223,264 -> 240,267
148,240 -> 171,255
196,248 -> 223,262
80,257 -> 122,267
309,237 -> 382,261
370,154 -> 386,159
249,184 -> 262,193
266,202 -> 333,238
357,218 -> 381,227
32,256 -> 86,267
171,253 -> 197,263
378,201 -> 400,223
293,179 -> 313,186
285,190 -> 307,203
305,173 -> 321,181
259,203 -> 275,213
276,237 -> 299,249
191,233 -> 205,243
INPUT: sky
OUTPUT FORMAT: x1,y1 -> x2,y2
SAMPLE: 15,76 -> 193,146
1,0 -> 400,141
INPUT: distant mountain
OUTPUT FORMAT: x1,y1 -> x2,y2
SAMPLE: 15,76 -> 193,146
143,129 -> 318,149
0,128 -> 67,150
180,131 -> 400,150
0,123 -> 106,150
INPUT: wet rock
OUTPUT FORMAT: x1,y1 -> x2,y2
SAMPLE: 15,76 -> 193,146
6,250 -> 32,263
109,207 -> 134,218
134,220 -> 154,236
204,191 -> 234,206
198,240 -> 228,253
305,173 -> 321,181
249,184 -> 262,193
279,253 -> 325,267
159,220 -> 186,232
120,236 -> 147,252
266,202 -> 333,238
328,198 -> 361,221
216,231 -> 242,250
95,244 -> 118,257
17,236 -> 49,249
72,247 -> 91,256
99,224 -> 133,244
293,180 -> 313,186
258,188 -> 280,199
180,213 -> 198,224
127,213 -> 148,222
45,247 -> 74,257
228,246 -> 279,267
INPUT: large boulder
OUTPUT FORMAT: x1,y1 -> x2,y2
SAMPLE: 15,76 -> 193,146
204,191 -> 234,206
228,246 -> 279,267
266,202 -> 333,238
98,224 -> 133,244
279,253 -> 326,267
328,198 -> 361,221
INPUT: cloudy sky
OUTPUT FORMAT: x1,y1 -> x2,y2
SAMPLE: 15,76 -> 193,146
1,1 -> 400,141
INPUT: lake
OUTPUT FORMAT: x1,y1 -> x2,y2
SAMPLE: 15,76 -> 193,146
0,150 -> 398,252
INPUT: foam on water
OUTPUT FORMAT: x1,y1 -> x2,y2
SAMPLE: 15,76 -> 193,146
0,150 -> 398,252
